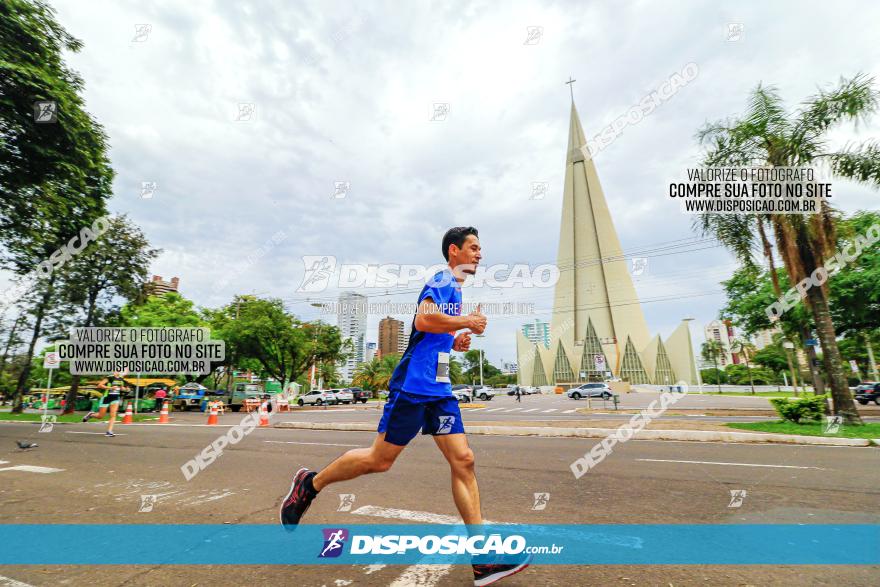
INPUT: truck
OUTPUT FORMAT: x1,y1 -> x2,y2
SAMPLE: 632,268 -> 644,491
227,382 -> 270,412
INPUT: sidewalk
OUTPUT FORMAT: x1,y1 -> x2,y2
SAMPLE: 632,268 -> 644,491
274,418 -> 878,447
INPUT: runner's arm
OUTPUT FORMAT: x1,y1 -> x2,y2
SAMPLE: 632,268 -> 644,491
414,298 -> 486,334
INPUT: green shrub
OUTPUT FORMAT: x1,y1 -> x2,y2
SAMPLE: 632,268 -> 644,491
769,395 -> 827,424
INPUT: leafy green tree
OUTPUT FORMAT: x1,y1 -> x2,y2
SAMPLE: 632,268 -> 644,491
697,74 -> 880,423
118,292 -> 205,328
828,210 -> 880,380
701,340 -> 724,391
353,354 -> 401,391
57,215 -> 159,412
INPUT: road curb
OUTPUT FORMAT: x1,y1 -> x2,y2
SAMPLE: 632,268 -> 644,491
273,421 -> 877,446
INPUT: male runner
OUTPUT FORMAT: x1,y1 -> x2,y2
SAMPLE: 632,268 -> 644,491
279,227 -> 530,586
82,371 -> 126,437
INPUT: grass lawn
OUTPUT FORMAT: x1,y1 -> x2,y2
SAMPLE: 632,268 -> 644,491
0,411 -> 156,423
727,420 -> 880,439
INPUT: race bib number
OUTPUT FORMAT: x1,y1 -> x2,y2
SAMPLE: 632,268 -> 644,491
436,352 -> 450,383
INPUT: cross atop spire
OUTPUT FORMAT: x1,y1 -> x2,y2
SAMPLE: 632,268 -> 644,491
565,76 -> 576,102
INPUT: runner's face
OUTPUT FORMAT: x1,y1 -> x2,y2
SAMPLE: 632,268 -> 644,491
451,235 -> 481,277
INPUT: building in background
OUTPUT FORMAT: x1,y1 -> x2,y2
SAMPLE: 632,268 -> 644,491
378,316 -> 408,358
502,362 -> 518,375
146,275 -> 179,296
521,319 -> 551,349
337,291 -> 367,381
365,342 -> 377,363
704,319 -> 740,367
516,102 -> 698,387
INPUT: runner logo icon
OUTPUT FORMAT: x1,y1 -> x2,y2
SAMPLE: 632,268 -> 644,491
437,416 -> 455,434
319,528 -> 349,558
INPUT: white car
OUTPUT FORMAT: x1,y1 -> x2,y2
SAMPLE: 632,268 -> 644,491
566,383 -> 613,400
471,385 -> 496,401
331,389 -> 354,404
297,390 -> 337,406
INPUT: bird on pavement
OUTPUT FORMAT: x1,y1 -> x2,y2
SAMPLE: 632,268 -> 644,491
16,441 -> 38,449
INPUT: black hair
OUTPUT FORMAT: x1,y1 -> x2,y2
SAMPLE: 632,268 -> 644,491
442,226 -> 479,261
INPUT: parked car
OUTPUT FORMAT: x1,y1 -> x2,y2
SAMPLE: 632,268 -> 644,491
451,384 -> 473,403
345,387 -> 370,403
566,382 -> 613,400
855,383 -> 880,405
331,388 -> 354,404
297,389 -> 338,406
227,383 -> 265,412
471,385 -> 496,401
172,382 -> 209,411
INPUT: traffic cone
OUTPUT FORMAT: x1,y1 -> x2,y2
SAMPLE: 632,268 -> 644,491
122,402 -> 133,424
159,402 -> 169,424
206,402 -> 219,425
259,402 -> 270,427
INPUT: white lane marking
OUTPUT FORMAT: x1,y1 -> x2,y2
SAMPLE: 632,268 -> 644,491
507,408 -> 523,412
0,575 -> 36,587
467,407 -> 488,412
363,564 -> 387,575
389,565 -> 452,587
563,409 -> 576,413
486,408 -> 506,412
542,409 -> 558,413
66,431 -> 127,436
351,505 -> 501,525
635,458 -> 826,470
0,461 -> 8,465
0,465 -> 64,474
521,408 -> 540,413
297,409 -> 358,413
264,440 -> 361,447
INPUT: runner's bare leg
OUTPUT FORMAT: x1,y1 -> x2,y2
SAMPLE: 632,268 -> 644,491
434,433 -> 482,524
312,433 -> 405,491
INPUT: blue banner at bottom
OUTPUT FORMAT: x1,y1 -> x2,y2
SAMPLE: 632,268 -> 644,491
0,524 -> 876,565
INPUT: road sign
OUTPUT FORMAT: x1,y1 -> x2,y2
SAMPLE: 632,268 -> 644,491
805,339 -> 818,347
849,360 -> 859,373
43,352 -> 60,369
594,354 -> 606,372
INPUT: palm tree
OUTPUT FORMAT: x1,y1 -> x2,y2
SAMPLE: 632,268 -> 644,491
730,338 -> 757,394
352,354 -> 401,391
696,74 -> 879,424
701,340 -> 724,392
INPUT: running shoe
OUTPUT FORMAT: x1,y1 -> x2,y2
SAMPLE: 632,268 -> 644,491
279,467 -> 317,530
472,554 -> 531,586
105,431 -> 115,437
82,411 -> 94,422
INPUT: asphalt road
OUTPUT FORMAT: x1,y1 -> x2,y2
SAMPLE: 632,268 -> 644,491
0,414 -> 877,586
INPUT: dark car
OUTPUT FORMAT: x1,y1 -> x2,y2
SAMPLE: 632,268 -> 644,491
855,383 -> 880,405
345,387 -> 370,404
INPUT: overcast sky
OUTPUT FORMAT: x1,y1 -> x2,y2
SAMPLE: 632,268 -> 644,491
13,0 -> 880,366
